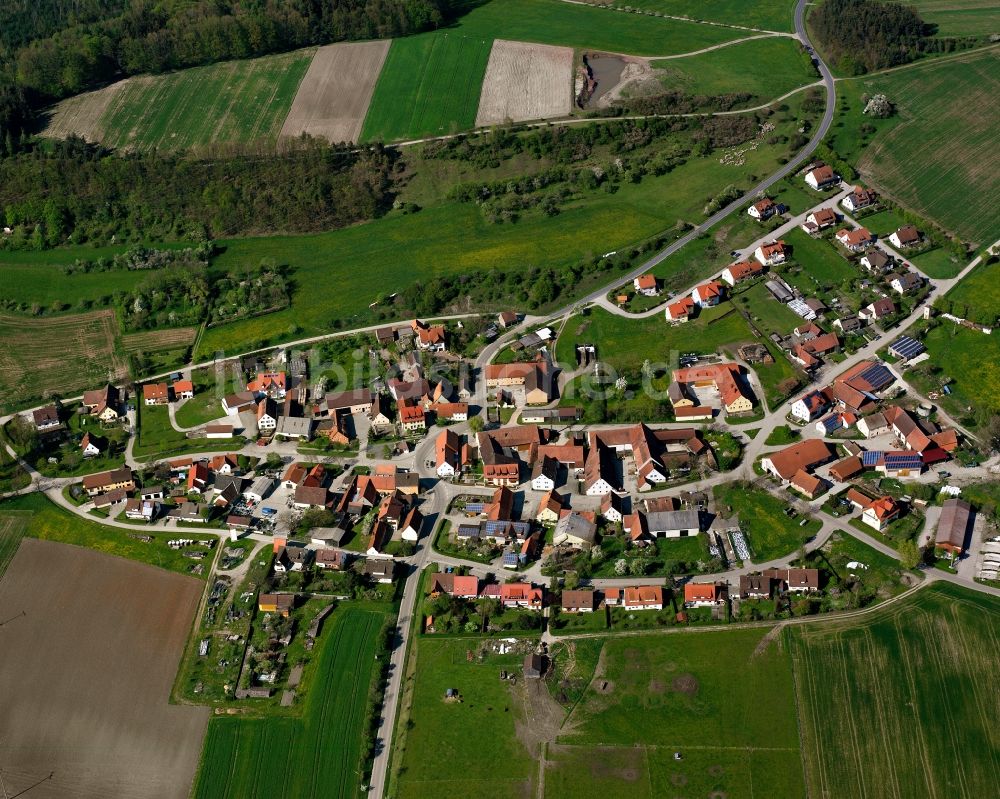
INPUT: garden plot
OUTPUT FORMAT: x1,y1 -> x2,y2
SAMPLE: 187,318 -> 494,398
475,39 -> 573,125
280,40 -> 391,144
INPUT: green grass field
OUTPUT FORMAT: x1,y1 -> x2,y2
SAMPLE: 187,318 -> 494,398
0,493 -> 215,577
579,0 -> 797,31
650,36 -> 816,106
738,280 -> 804,334
197,126 -> 805,356
784,227 -> 857,287
192,605 -> 390,799
829,49 -> 1000,245
392,637 -> 537,799
360,32 -> 492,142
880,0 -> 1000,36
713,482 -> 820,560
556,305 -> 754,374
133,403 -> 239,461
444,0 -> 743,56
942,258 -> 1000,320
95,49 -> 313,151
789,582 -> 1000,798
910,246 -> 966,278
908,322 -> 1000,420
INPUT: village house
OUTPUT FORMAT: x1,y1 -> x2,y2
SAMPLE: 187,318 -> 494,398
804,164 -> 838,190
553,511 -> 597,548
124,498 -> 157,522
760,439 -> 835,482
258,593 -> 294,617
888,271 -> 923,295
790,469 -> 825,499
484,360 -> 553,405
748,196 -> 778,220
684,582 -> 728,607
82,385 -> 121,421
691,280 -> 725,307
828,455 -> 863,482
835,227 -> 874,252
791,388 -> 832,422
186,462 -> 210,494
860,248 -> 892,273
833,314 -> 865,334
671,362 -> 754,415
78,432 -> 105,458
720,260 -> 765,286
889,224 -> 921,249
412,319 -> 447,352
498,311 -> 519,328
143,382 -> 170,405
363,558 -> 395,584
561,589 -> 595,613
847,490 -> 900,531
500,583 -> 544,610
535,490 -> 566,523
315,548 -> 349,570
739,574 -> 774,599
664,296 -> 696,323
859,298 -> 897,322
435,402 -> 469,422
247,371 -> 287,399
754,240 -> 788,266
172,379 -> 194,400
763,568 -> 820,593
531,455 -> 559,491
398,399 -> 426,433
842,185 -> 877,213
82,467 -> 135,497
256,398 -> 278,432
31,405 -> 61,433
435,429 -> 465,478
633,274 -> 659,296
601,491 -> 625,523
624,585 -> 665,610
800,207 -> 837,234
645,509 -> 702,538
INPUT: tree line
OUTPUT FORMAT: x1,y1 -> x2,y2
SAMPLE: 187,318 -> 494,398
0,0 -> 461,151
0,136 -> 395,247
810,0 -> 979,74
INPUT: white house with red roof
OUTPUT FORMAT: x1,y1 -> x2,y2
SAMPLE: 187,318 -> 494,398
805,164 -> 838,190
633,274 -> 659,296
748,197 -> 777,220
835,227 -> 874,252
754,240 -> 788,265
664,296 -> 695,323
691,280 -> 724,307
720,260 -> 764,286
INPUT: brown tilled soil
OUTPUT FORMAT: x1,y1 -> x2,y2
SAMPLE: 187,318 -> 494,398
512,677 -> 568,758
280,40 -> 390,144
40,83 -> 124,142
0,539 -> 209,799
475,40 -> 574,126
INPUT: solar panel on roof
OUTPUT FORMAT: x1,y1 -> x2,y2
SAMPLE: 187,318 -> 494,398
862,451 -> 881,466
465,503 -> 485,513
890,336 -> 925,359
857,363 -> 893,388
885,454 -> 921,468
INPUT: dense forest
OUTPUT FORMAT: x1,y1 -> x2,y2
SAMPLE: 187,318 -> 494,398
0,137 -> 395,246
811,0 -> 975,74
0,0 -> 459,149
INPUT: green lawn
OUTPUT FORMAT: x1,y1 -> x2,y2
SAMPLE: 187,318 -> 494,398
555,304 -> 755,375
0,251 -> 150,309
443,0 -> 744,56
134,403 -> 239,461
173,370 -> 237,428
560,628 -> 802,753
192,605 -> 391,799
764,425 -> 800,445
828,49 -> 1000,245
941,257 -> 1000,321
910,246 -> 966,278
0,493 -> 215,577
579,0 -> 797,31
393,637 -> 537,799
713,482 -> 820,560
87,49 -> 313,151
738,280 -> 803,335
906,323 -> 1000,423
853,208 -> 908,237
789,582 -> 1000,798
360,32 -> 492,143
784,227 -> 857,287
650,36 -> 816,106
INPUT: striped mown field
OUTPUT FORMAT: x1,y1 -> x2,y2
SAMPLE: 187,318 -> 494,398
790,583 -> 1000,799
44,49 -> 313,152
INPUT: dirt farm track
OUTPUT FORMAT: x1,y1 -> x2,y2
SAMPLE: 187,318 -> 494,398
0,539 -> 209,799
